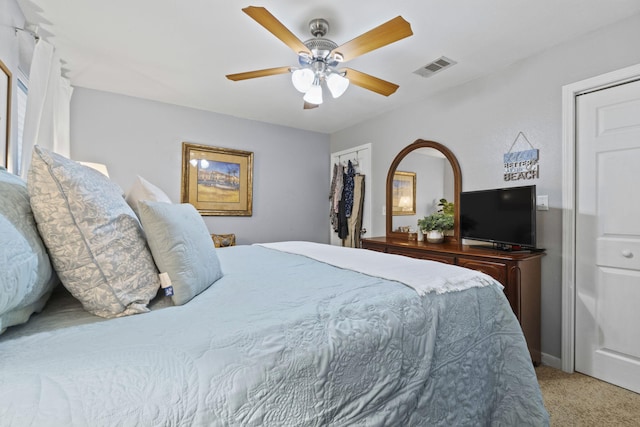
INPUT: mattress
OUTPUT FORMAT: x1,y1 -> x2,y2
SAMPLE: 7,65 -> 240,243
0,244 -> 549,426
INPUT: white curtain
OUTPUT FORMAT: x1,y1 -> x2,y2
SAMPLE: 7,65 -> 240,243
20,39 -> 72,178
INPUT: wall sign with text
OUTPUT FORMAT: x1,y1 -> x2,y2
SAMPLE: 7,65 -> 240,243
503,132 -> 539,181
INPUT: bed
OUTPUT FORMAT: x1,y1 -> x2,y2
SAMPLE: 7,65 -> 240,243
0,148 -> 549,426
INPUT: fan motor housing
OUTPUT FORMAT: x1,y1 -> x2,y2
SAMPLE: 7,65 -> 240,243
304,38 -> 338,55
309,18 -> 329,37
301,19 -> 339,66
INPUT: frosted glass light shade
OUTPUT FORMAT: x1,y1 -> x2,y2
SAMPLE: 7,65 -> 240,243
326,73 -> 349,98
291,68 -> 314,93
303,84 -> 323,105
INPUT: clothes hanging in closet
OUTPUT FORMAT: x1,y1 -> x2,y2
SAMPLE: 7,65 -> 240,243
344,174 -> 365,248
330,163 -> 343,232
343,160 -> 356,218
337,198 -> 349,240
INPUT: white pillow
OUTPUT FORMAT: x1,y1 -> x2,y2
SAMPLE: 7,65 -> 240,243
27,146 -> 160,318
125,175 -> 172,217
138,201 -> 223,305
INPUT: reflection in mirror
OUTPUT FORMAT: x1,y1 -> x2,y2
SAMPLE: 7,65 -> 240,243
392,171 -> 416,216
391,148 -> 455,234
385,139 -> 461,242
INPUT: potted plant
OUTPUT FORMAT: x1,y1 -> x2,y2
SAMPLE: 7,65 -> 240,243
418,211 -> 454,243
437,198 -> 455,216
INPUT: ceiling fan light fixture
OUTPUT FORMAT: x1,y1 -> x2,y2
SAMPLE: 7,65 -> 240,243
291,68 -> 314,93
228,8 -> 412,109
303,83 -> 323,105
326,72 -> 350,98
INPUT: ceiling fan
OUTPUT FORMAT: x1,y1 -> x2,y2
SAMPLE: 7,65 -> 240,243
226,6 -> 413,109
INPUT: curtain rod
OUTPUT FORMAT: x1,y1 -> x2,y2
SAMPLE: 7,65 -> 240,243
14,27 -> 40,41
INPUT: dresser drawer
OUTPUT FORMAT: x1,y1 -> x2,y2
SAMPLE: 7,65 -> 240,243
457,258 -> 508,285
387,248 -> 456,265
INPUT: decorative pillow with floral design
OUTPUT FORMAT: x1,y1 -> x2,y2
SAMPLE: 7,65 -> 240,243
27,146 -> 160,318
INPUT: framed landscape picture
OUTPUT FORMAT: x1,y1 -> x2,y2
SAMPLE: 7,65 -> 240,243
0,59 -> 11,169
392,171 -> 416,215
181,142 -> 253,216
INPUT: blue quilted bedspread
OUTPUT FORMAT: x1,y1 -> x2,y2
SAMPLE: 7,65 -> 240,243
0,245 -> 549,426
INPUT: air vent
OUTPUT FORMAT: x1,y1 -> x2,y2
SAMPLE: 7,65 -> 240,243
413,56 -> 457,78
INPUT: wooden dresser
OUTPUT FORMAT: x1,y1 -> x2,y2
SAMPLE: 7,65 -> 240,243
361,237 -> 543,365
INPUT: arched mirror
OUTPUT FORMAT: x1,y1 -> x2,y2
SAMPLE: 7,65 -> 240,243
386,139 -> 462,242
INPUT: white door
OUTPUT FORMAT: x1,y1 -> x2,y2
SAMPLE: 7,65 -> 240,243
330,143 -> 372,246
575,79 -> 640,393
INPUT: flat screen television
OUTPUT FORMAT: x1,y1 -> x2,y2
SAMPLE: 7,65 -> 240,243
460,185 -> 537,250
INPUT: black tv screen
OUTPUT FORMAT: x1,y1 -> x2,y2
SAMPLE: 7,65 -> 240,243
460,185 -> 536,249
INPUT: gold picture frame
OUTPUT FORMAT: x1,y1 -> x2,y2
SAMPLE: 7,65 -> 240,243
392,171 -> 416,215
0,59 -> 11,169
181,142 -> 253,216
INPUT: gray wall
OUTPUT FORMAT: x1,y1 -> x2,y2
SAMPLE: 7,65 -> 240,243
331,13 -> 640,360
71,88 -> 330,245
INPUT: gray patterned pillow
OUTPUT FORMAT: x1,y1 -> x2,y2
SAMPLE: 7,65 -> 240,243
27,146 -> 160,318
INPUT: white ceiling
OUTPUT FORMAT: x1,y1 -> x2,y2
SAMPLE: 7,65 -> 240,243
16,0 -> 640,133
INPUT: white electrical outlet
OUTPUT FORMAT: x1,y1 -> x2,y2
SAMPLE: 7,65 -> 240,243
537,195 -> 549,211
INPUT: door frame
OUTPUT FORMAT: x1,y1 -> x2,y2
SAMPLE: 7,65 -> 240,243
561,63 -> 640,373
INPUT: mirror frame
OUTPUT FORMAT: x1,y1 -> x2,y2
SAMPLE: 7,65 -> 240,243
386,139 -> 462,242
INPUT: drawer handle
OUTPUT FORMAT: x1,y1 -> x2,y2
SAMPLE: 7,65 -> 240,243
622,250 -> 634,258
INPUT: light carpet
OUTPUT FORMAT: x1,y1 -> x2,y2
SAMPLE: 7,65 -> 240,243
535,365 -> 640,426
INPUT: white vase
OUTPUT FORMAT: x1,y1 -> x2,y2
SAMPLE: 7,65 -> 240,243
425,230 -> 444,243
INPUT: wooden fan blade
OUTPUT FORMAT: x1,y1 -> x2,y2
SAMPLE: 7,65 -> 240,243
331,16 -> 412,62
343,68 -> 399,96
243,6 -> 311,56
226,66 -> 291,81
304,101 -> 319,110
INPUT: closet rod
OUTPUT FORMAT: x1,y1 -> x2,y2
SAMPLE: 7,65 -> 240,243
337,150 -> 361,165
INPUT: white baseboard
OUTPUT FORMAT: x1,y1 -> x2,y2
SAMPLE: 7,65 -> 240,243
541,353 -> 563,370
